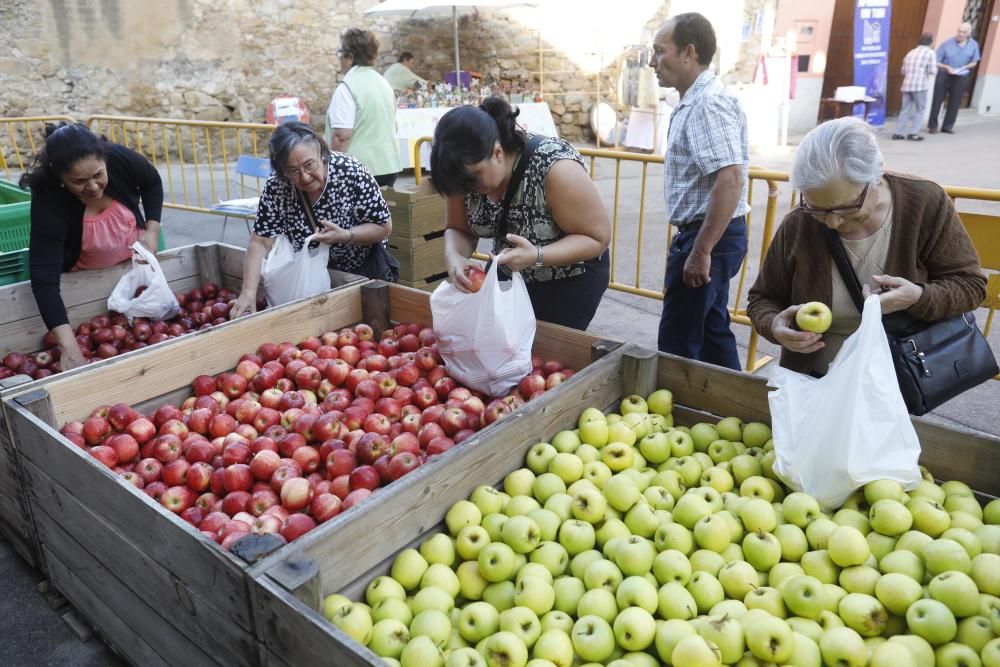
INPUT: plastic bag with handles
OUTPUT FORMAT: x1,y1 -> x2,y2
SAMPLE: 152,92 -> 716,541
107,242 -> 181,323
769,295 -> 922,510
430,260 -> 536,397
261,234 -> 331,307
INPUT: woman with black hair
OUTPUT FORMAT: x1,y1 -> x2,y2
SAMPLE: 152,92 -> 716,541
21,123 -> 163,370
431,97 -> 612,331
230,121 -> 392,317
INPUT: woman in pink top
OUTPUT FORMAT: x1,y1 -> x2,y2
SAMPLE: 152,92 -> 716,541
21,124 -> 163,369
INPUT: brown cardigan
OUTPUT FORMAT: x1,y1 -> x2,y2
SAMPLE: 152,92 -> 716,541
748,172 -> 987,374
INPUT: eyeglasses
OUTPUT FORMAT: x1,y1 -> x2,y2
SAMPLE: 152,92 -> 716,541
284,158 -> 323,178
798,183 -> 870,217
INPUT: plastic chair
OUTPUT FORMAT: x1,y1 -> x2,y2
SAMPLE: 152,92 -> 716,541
211,156 -> 272,240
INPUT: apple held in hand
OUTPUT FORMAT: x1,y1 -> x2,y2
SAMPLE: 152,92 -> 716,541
464,265 -> 486,292
795,301 -> 833,333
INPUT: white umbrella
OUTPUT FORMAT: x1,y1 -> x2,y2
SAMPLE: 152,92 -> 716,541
364,0 -> 539,84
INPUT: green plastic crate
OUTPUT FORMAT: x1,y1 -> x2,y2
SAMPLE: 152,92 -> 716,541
0,179 -> 31,254
0,248 -> 29,286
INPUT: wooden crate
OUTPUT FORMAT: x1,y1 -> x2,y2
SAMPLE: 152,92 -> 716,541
0,281 -> 615,666
388,232 -> 448,285
383,183 -> 449,287
382,183 -> 446,240
245,345 -> 1000,666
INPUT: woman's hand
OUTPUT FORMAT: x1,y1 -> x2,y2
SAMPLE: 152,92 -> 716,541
863,275 -> 923,314
313,220 -> 352,246
495,234 -> 538,273
140,220 -> 160,254
771,305 -> 826,354
229,291 -> 257,319
446,255 -> 479,293
52,325 -> 87,370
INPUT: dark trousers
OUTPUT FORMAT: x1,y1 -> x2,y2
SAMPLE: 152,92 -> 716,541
657,216 -> 748,370
928,71 -> 968,131
374,172 -> 399,187
526,252 -> 610,331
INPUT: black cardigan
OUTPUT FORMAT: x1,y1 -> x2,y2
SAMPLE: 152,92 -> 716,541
29,144 -> 164,331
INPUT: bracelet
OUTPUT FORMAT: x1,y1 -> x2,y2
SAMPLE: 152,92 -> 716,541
347,228 -> 355,244
534,245 -> 545,267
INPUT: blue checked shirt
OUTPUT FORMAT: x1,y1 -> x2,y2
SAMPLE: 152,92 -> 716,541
937,37 -> 981,77
663,69 -> 750,225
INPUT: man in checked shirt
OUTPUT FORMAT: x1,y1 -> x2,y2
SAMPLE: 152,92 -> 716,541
650,13 -> 750,370
893,33 -> 937,141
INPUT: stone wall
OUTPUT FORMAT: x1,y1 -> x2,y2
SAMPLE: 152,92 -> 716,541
1,0 -> 772,145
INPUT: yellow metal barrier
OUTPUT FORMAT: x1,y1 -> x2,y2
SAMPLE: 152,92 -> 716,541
0,116 -> 76,182
84,115 -> 276,214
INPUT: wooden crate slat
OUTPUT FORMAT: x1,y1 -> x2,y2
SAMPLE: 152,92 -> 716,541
38,287 -> 366,424
219,243 -> 248,281
912,418 -> 1000,497
386,283 -> 433,328
657,353 -> 773,423
6,400 -> 255,630
42,544 -> 209,667
24,458 -> 258,666
389,234 -> 447,283
0,374 -> 41,567
381,187 -> 446,239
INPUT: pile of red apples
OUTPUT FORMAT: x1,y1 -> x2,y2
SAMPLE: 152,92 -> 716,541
58,322 -> 575,550
0,281 -> 266,381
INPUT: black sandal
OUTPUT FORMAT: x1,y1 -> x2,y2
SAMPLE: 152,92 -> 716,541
892,134 -> 905,140
906,134 -> 924,141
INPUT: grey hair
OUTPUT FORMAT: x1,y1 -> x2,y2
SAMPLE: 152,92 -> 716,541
790,117 -> 883,190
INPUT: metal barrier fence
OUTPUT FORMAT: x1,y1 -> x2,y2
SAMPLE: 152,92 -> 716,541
0,116 -> 77,182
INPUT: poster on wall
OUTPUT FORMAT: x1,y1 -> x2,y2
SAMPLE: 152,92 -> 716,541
853,0 -> 892,125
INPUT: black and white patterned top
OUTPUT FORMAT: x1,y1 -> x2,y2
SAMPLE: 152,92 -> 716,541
253,153 -> 391,272
464,135 -> 588,283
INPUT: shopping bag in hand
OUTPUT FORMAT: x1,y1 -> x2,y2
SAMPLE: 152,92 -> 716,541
107,242 -> 181,323
768,295 -> 922,510
430,260 -> 536,397
261,234 -> 331,308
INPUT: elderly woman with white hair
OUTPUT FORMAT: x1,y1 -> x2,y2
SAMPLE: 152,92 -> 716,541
748,117 -> 986,375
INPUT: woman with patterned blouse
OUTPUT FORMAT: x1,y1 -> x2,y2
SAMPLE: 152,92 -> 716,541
230,122 -> 392,317
430,97 -> 612,330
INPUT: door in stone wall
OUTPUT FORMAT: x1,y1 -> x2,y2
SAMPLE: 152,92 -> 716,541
961,0 -> 996,107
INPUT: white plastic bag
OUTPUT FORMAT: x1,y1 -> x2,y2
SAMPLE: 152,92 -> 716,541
769,295 -> 922,510
107,242 -> 181,323
430,261 -> 536,397
261,234 -> 331,308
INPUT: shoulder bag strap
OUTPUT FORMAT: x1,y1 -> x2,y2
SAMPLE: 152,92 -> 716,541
823,226 -> 865,313
297,188 -> 319,233
496,134 -> 544,247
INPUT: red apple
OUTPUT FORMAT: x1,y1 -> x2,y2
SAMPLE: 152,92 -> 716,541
279,477 -> 313,511
342,488 -> 372,510
280,513 -> 316,542
162,459 -> 191,487
250,450 -> 281,481
348,465 -> 380,491
292,445 -> 321,475
192,374 -> 217,396
186,462 -> 214,492
109,433 -> 140,463
387,452 -> 421,480
161,485 -> 195,514
221,490 -> 252,516
249,488 -> 280,517
152,435 -> 182,463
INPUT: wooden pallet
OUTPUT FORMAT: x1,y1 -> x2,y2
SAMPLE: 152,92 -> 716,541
245,345 -> 1000,666
0,281 -> 615,666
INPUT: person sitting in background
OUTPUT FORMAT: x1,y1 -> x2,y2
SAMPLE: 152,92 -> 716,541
230,122 -> 392,317
431,97 -> 611,331
748,117 -> 986,375
21,123 -> 163,370
325,28 -> 402,187
383,51 -> 427,92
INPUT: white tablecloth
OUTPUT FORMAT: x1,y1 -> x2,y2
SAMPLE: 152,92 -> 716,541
396,102 -> 558,169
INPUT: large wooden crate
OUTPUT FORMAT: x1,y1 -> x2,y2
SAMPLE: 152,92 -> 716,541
383,184 -> 448,289
245,345 -> 1000,666
0,281 -> 614,666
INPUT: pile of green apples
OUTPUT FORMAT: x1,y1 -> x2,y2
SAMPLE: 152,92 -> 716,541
322,388 -> 1000,667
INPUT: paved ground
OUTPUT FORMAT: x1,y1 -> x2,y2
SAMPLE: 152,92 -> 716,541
2,108 -> 997,664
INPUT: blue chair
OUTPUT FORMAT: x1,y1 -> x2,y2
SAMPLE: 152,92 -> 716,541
211,155 -> 272,240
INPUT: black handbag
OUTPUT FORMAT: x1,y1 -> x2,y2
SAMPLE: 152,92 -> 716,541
825,227 -> 998,416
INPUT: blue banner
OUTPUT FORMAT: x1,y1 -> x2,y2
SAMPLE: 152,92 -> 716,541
854,0 -> 892,125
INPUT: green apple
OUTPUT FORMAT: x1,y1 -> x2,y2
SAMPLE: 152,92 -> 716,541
983,638 -> 1000,667
823,584 -> 848,613
888,634 -> 936,667
956,615 -> 995,653
689,423 -> 719,452
498,606 -> 541,648
602,474 -> 641,513
547,430 -> 580,455
329,602 -> 373,645
832,508 -> 870,535
689,549 -> 726,576
838,565 -> 880,595
615,575 -> 658,614
456,601 -> 500,643
743,530 -> 782,571
949,510 -> 983,532
715,416 -> 743,442
456,561 -> 489,601
501,515 -> 542,554
864,479 -> 906,504
505,469 -> 537,497
922,538 -> 973,576
643,485 -> 675,512
583,557 -> 623,593
972,553 -> 1000,595
651,469 -> 687,500
569,549 -> 604,580
740,497 -> 777,533
411,586 -> 455,616
483,581 -> 516,613
929,570 -> 981,617
596,519 -> 630,554
391,548 -> 430,591
542,494 -> 573,523
322,593 -> 352,622
743,613 -> 793,663
547,453 -> 583,485
909,497 -> 952,538
530,473 -> 566,505
528,540 -> 567,577
478,542 -> 518,583
700,466 -> 735,494
577,586 -> 617,623
896,528 -> 934,554
483,513 -> 510,542
482,630 -> 528,667
729,455 -> 762,486
531,629 -> 573,667
574,443 -> 600,465
653,549 -> 692,586
945,494 -> 984,518
745,586 -> 787,618
469,486 -> 505,517
691,514 -> 731,554
600,443 -> 635,473
786,617 -> 823,643
645,388 -> 673,416
419,533 -> 456,567
671,493 -> 711,530
369,618 -> 410,658
977,525 -> 1000,554
707,439 -> 738,464
569,486 -> 607,524
578,419 -> 609,449
539,610 -> 574,635
621,411 -> 653,439
718,560 -> 759,601
769,562 -> 806,590
514,575 -> 555,616
581,461 -> 612,490
910,479 -> 946,503
527,510 -> 560,543
668,634 -> 721,666
874,572 -> 923,616
526,443 -> 558,475
409,608 -> 451,648
817,626 -> 866,667
666,456 -> 704,489
570,615 -> 615,663
619,394 -> 648,415
781,575 -> 827,619
421,563 -> 460,598
720,542 -> 744,565
655,522 -> 694,555
868,499 -> 913,537
663,430 -> 693,458
879,549 -> 925,581
372,597 -> 413,626
638,432 -> 671,464
805,517 -> 838,550
612,606 -> 656,652
838,592 -> 888,637
934,641 -> 982,667
400,635 -> 444,667
817,609 -> 845,632
687,570 -> 726,613
801,550 -> 840,584
547,575 -> 584,616
506,495 -> 542,517
655,581 -> 696,620
907,598 -> 958,645
367,575 -> 408,606
577,407 -> 606,428
693,614 -> 743,664
867,639 -> 914,667
741,421 -> 771,448
606,421 -> 637,448
613,535 -> 656,577
866,531 -> 899,562
445,647 -> 484,667
773,523 -> 809,562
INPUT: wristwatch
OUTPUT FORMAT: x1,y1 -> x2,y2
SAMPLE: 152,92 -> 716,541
534,245 -> 545,267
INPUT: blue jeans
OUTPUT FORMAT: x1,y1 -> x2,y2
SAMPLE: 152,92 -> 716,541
657,217 -> 748,370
